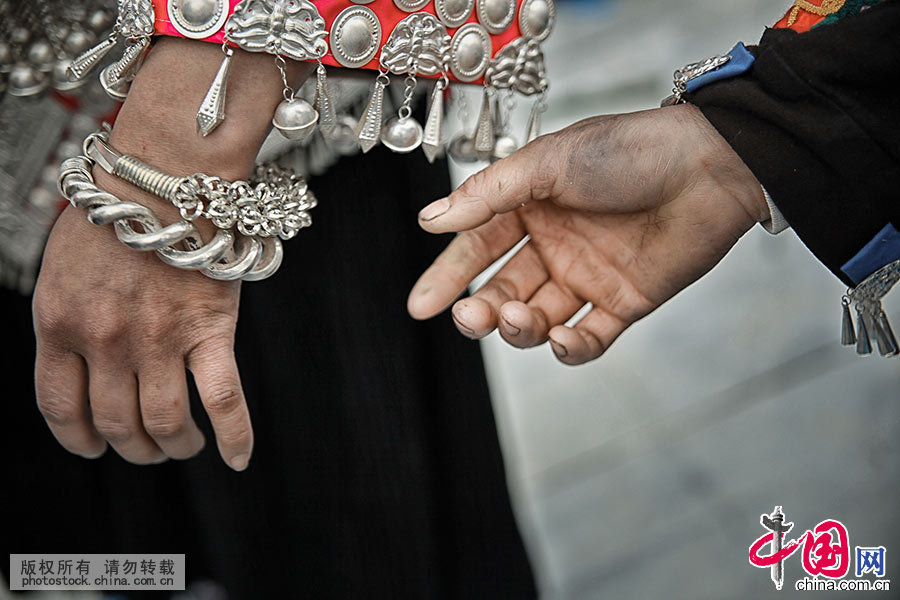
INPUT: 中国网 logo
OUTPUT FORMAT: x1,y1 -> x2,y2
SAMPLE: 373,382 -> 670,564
748,506 -> 890,592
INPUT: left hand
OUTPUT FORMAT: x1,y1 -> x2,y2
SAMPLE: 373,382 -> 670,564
407,105 -> 768,365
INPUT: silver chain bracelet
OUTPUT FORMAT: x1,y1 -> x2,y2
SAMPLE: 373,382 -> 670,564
85,129 -> 317,241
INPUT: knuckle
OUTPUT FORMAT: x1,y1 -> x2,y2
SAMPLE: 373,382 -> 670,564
82,316 -> 126,347
37,395 -> 78,426
92,413 -> 134,444
204,384 -> 242,417
33,297 -> 67,335
143,409 -> 187,440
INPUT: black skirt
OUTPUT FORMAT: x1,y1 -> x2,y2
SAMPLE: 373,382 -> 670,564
3,147 -> 536,598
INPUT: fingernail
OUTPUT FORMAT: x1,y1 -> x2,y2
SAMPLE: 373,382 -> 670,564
549,338 -> 567,357
501,316 -> 521,336
230,453 -> 250,472
419,197 -> 450,221
451,313 -> 476,336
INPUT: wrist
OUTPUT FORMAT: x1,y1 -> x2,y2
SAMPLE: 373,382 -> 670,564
108,36 -> 312,180
679,103 -> 769,226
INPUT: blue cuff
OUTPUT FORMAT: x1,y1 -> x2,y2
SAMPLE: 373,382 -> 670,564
841,223 -> 900,285
686,42 -> 755,93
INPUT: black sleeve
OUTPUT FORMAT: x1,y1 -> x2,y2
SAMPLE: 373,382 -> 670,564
686,0 -> 900,286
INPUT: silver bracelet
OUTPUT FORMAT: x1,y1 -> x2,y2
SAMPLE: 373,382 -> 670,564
84,130 -> 317,241
57,153 -> 285,282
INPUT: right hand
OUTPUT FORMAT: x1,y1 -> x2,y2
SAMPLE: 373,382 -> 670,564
32,37 -> 312,470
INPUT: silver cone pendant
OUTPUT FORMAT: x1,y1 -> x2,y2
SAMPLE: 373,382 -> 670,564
67,35 -> 117,82
355,79 -> 386,153
841,302 -> 856,346
197,48 -> 234,137
99,38 -> 149,100
473,87 -> 495,161
314,64 -> 337,136
525,99 -> 542,143
856,311 -> 872,355
874,311 -> 899,357
422,80 -> 445,164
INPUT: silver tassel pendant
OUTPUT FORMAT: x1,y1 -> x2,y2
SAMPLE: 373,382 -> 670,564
67,35 -> 118,82
856,308 -> 872,355
355,77 -> 387,153
525,98 -> 543,143
99,38 -> 150,101
314,63 -> 337,136
841,298 -> 856,346
422,80 -> 445,164
874,310 -> 899,357
197,47 -> 234,137
473,87 -> 495,161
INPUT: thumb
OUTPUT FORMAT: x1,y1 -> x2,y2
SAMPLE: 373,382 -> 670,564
417,137 -> 555,233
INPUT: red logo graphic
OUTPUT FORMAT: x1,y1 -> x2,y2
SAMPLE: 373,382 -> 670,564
749,506 -> 851,589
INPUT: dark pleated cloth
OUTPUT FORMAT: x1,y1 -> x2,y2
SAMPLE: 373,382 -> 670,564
2,147 -> 536,598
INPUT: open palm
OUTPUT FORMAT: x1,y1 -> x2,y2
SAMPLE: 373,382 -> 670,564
407,104 -> 767,364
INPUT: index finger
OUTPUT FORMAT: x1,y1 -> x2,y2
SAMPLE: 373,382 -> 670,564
186,338 -> 253,471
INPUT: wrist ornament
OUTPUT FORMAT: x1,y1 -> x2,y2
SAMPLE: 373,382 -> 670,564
56,128 -> 320,281
63,0 -> 556,165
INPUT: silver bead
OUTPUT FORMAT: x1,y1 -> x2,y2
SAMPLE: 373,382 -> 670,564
477,0 -> 516,34
7,63 -> 49,97
11,27 -> 32,46
168,0 -> 229,39
436,0 -> 475,28
27,41 -> 56,72
100,63 -> 131,100
327,115 -> 361,156
272,98 -> 319,141
381,116 -> 424,153
331,6 -> 382,69
449,23 -> 491,82
518,0 -> 556,41
448,134 -> 479,163
491,134 -> 518,162
64,29 -> 96,56
87,9 -> 115,34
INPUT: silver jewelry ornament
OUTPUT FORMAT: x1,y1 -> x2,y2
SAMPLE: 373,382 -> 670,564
197,0 -> 329,136
355,72 -> 387,153
422,78 -> 446,163
331,5 -> 382,69
381,115 -> 424,154
59,149 -> 283,282
518,0 -> 556,42
66,0 -> 155,84
842,259 -> 900,358
525,90 -> 547,143
436,0 -> 476,28
486,37 -> 548,96
380,13 -> 451,77
327,115 -> 362,156
197,45 -> 234,136
167,0 -> 229,39
476,0 -> 516,34
393,0 -> 431,12
448,133 -> 479,163
226,0 -> 328,61
272,97 -> 319,141
473,86 -> 494,160
99,37 -> 150,100
313,63 -> 337,135
7,64 -> 49,97
449,23 -> 491,83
